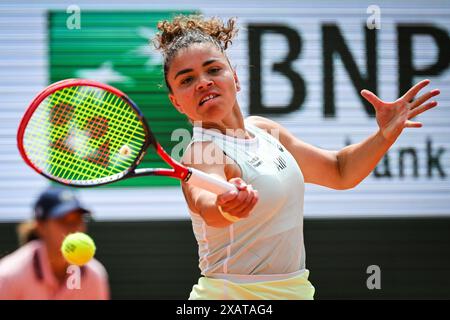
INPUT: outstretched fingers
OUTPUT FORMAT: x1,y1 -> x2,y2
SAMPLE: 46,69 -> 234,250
410,89 -> 440,111
408,101 -> 438,119
401,79 -> 430,102
404,120 -> 423,128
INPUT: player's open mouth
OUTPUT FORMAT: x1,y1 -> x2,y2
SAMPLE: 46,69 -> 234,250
199,94 -> 220,106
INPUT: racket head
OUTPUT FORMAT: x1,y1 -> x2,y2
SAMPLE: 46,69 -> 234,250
17,79 -> 155,187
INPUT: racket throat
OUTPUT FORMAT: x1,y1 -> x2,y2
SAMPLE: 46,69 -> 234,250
183,169 -> 193,182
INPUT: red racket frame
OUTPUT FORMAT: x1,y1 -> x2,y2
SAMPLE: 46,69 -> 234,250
17,79 -> 191,187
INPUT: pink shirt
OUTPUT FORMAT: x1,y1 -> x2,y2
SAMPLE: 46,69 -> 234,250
0,240 -> 109,300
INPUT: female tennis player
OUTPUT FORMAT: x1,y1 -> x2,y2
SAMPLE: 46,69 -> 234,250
153,15 -> 439,300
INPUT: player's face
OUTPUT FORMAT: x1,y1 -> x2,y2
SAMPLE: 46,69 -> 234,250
38,211 -> 87,255
167,43 -> 241,123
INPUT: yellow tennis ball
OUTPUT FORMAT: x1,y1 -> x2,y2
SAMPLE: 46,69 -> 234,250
61,232 -> 96,266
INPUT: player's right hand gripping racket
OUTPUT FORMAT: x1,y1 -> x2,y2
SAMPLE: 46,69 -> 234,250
17,79 -> 236,195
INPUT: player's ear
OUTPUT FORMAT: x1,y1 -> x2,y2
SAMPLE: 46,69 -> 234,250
169,94 -> 184,114
233,69 -> 241,92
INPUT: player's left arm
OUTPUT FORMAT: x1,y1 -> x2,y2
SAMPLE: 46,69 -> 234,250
248,79 -> 439,190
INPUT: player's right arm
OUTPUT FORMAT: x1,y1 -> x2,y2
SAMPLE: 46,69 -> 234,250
181,141 -> 258,228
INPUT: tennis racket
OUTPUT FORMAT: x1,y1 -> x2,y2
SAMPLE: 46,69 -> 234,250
17,78 -> 236,195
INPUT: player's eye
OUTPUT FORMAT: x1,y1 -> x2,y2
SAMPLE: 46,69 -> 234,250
180,76 -> 193,85
208,67 -> 221,74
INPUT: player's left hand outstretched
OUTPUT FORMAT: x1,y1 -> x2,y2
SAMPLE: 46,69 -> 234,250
361,79 -> 440,143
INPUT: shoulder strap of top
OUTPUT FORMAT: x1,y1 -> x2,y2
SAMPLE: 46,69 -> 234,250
244,120 -> 281,147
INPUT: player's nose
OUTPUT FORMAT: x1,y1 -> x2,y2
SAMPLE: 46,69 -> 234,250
196,77 -> 213,91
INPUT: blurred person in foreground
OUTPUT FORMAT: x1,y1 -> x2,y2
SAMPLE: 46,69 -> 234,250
0,187 -> 109,300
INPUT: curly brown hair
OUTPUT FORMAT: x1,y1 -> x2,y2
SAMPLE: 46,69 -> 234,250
153,15 -> 238,91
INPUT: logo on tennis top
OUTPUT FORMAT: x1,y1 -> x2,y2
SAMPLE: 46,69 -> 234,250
248,155 -> 263,168
274,156 -> 287,171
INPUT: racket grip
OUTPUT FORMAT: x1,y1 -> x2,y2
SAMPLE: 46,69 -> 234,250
186,167 -> 237,195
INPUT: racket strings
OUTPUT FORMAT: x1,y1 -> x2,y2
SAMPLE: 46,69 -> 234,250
24,88 -> 83,177
25,90 -> 111,181
55,87 -> 145,171
30,88 -> 139,180
23,85 -> 147,183
27,88 -> 108,180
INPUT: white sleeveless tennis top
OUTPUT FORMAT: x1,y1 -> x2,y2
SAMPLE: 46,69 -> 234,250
187,120 -> 306,279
